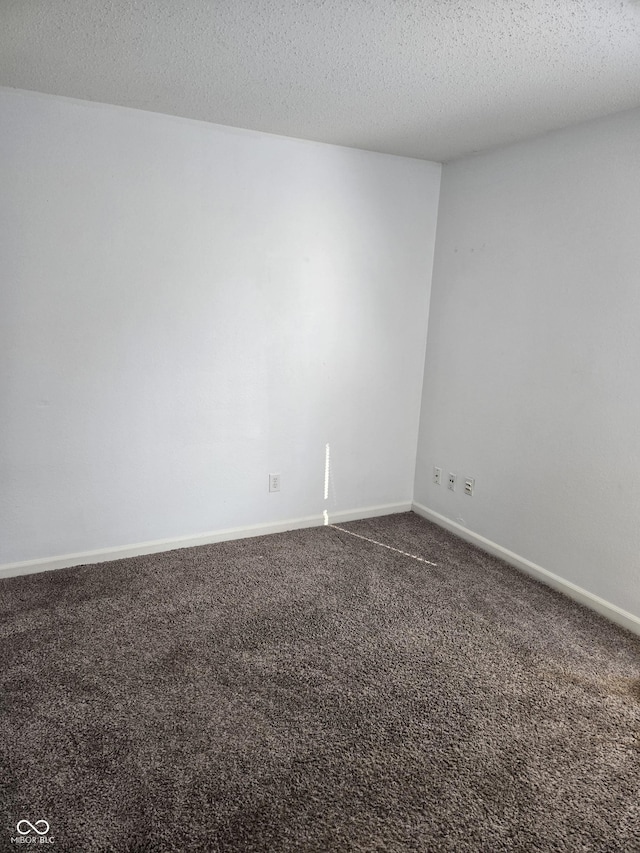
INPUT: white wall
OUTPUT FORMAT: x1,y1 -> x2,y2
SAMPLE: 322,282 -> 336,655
415,108 -> 640,619
0,87 -> 441,566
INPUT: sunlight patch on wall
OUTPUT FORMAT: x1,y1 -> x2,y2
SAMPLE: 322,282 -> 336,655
323,442 -> 330,525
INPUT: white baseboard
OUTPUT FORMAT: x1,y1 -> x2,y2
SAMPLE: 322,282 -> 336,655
412,502 -> 640,638
0,502 -> 412,580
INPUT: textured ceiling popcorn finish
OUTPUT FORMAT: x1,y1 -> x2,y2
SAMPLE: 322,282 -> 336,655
2,0 -> 640,161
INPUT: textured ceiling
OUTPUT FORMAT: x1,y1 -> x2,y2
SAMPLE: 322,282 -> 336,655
2,0 -> 640,161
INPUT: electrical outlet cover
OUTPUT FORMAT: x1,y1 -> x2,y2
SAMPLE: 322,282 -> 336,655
269,473 -> 280,492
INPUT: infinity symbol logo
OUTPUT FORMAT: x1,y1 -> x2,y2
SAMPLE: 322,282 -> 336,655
17,820 -> 50,836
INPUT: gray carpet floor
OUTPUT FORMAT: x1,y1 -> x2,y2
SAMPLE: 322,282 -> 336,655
1,512 -> 639,852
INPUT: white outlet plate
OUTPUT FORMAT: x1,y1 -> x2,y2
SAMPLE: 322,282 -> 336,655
433,466 -> 442,485
269,473 -> 280,492
448,472 -> 456,491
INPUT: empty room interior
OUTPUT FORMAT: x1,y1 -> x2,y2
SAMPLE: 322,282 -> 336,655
2,1 -> 640,850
